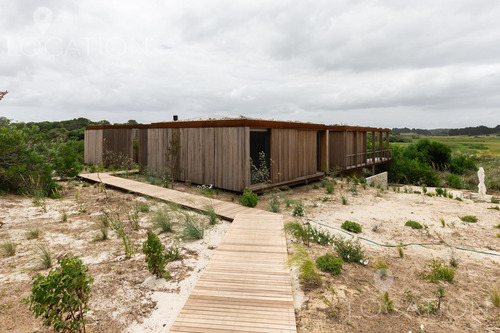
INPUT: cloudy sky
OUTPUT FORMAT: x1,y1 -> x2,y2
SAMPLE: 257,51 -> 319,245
1,1 -> 500,128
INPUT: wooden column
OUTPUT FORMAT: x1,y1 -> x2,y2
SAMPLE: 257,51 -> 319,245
379,132 -> 383,161
371,131 -> 375,161
386,132 -> 390,158
325,130 -> 330,172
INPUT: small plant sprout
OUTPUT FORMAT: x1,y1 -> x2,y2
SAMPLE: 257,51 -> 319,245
61,209 -> 68,222
440,217 -> 445,228
380,292 -> 394,314
341,195 -> 348,205
397,244 -> 404,258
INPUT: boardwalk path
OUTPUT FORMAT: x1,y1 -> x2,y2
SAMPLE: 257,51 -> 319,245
79,173 -> 297,333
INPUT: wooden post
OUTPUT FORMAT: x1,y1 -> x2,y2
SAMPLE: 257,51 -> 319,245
379,132 -> 383,161
372,131 -> 375,162
343,130 -> 347,169
386,132 -> 390,158
325,130 -> 330,172
353,131 -> 357,167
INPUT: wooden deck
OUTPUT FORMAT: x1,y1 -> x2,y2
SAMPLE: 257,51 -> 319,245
79,172 -> 272,221
78,173 -> 297,332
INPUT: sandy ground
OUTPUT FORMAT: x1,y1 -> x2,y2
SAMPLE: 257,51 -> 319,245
1,176 -> 500,332
0,181 -> 229,333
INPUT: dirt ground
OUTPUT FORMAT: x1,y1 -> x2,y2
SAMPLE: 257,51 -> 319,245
1,176 -> 500,332
0,180 -> 230,333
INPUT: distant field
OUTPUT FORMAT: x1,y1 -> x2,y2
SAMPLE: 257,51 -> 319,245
393,133 -> 500,156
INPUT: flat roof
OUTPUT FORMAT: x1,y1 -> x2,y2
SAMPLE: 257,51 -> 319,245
86,118 -> 390,132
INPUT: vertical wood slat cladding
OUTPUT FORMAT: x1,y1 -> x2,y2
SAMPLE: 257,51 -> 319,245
270,129 -> 317,183
329,131 -> 345,169
138,129 -> 148,169
84,129 -> 103,164
102,129 -> 133,166
145,127 -> 249,191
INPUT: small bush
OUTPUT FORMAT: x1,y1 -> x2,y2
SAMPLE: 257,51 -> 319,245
315,254 -> 343,275
331,235 -> 366,264
138,203 -> 150,213
269,195 -> 281,213
307,225 -> 334,245
239,188 -> 258,207
405,220 -> 423,229
460,215 -> 478,223
325,182 -> 334,194
1,240 -> 16,256
152,206 -> 174,233
447,173 -> 463,189
341,220 -> 362,233
425,259 -> 455,283
24,255 -> 93,332
292,202 -> 305,217
435,188 -> 444,196
182,215 -> 205,240
142,231 -> 169,278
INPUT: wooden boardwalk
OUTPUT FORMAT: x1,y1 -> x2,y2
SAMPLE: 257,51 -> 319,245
79,173 -> 274,221
78,173 -> 297,333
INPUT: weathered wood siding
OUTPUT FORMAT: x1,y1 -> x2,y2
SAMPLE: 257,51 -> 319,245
84,129 -> 103,164
143,127 -> 249,192
270,129 -> 317,183
102,128 -> 134,166
329,131 -> 346,169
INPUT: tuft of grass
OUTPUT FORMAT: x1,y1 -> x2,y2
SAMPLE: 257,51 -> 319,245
204,203 -> 219,226
152,206 -> 175,233
492,197 -> 500,204
460,215 -> 478,223
490,284 -> 500,307
374,258 -> 388,270
288,245 -> 322,286
268,195 -> 281,213
341,195 -> 348,205
440,218 -> 446,228
425,259 -> 455,283
325,182 -> 334,194
397,244 -> 404,258
138,202 -> 150,213
182,215 -> 205,240
405,220 -> 423,229
37,244 -> 52,269
26,228 -> 41,240
284,221 -> 310,246
341,220 -> 362,233
1,240 -> 17,256
380,292 -> 394,314
488,206 -> 500,210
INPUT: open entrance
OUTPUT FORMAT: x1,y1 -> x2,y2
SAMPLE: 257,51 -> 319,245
250,129 -> 270,185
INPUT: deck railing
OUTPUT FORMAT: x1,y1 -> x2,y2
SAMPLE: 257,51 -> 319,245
345,149 -> 392,170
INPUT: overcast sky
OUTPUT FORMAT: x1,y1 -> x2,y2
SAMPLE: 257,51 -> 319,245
1,1 -> 500,129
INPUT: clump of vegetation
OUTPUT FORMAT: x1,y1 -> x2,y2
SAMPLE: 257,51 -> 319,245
492,197 -> 500,204
250,151 -> 271,184
283,197 -> 294,208
397,244 -> 404,258
268,195 -> 281,213
26,228 -> 41,240
405,220 -> 423,229
490,284 -> 500,307
165,243 -> 181,261
142,231 -> 169,279
341,195 -> 348,205
284,221 -> 311,246
239,188 -> 258,207
488,206 -> 500,210
1,240 -> 16,256
447,173 -> 463,188
424,259 -> 456,283
331,235 -> 366,264
152,206 -> 174,233
127,205 -> 140,230
341,220 -> 362,233
109,215 -> 136,258
315,254 -> 343,275
24,255 -> 93,333
292,202 -> 305,217
307,225 -> 335,245
37,244 -> 52,270
137,202 -> 150,213
460,215 -> 478,223
204,203 -> 218,225
325,182 -> 334,194
182,215 -> 205,240
380,292 -> 394,314
288,245 -> 322,287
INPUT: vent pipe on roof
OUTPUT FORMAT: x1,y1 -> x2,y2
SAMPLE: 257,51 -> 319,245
173,115 -> 178,121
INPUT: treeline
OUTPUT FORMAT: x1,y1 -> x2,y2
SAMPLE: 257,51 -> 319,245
393,125 -> 500,136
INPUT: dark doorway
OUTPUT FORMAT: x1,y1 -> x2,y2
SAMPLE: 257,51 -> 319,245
250,130 -> 270,184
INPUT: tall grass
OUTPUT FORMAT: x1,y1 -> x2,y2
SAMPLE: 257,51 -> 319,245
37,244 -> 52,269
182,215 -> 205,240
1,240 -> 16,256
152,206 -> 175,233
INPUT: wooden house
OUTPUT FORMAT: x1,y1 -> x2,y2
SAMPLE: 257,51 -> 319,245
84,119 -> 391,192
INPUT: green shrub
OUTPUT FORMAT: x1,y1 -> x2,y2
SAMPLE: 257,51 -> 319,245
307,226 -> 334,245
315,254 -> 343,275
142,231 -> 169,278
450,155 -> 477,175
325,182 -> 334,194
331,235 -> 366,264
341,220 -> 362,233
460,215 -> 478,223
446,173 -> 463,189
405,220 -> 423,229
24,255 -> 93,332
292,202 -> 305,217
182,215 -> 205,240
239,188 -> 258,207
492,197 -> 500,204
425,259 -> 455,283
435,187 -> 444,196
268,195 -> 281,213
